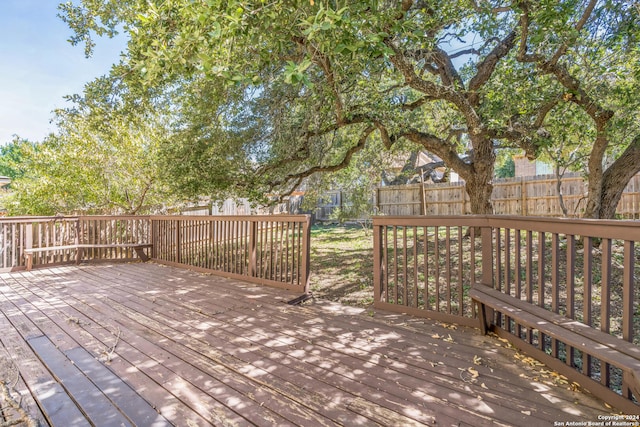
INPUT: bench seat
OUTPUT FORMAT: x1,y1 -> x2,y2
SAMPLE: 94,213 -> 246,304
24,243 -> 152,270
470,283 -> 640,404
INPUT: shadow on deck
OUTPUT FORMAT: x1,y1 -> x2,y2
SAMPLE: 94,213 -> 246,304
0,263 -> 613,426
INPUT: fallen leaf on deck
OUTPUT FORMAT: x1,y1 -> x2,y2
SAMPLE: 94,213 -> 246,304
473,355 -> 482,365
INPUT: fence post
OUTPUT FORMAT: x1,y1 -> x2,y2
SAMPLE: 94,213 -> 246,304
521,177 -> 528,216
420,176 -> 427,215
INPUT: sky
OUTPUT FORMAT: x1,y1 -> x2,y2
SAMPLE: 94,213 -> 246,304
0,0 -> 126,144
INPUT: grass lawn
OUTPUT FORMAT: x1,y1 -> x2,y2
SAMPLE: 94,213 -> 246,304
308,224 -> 374,307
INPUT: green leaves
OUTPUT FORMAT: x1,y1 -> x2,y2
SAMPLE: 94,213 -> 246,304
50,0 -> 640,217
5,103 -> 174,215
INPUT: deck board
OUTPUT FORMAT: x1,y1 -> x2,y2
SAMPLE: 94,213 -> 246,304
0,263 -> 613,426
27,335 -> 133,427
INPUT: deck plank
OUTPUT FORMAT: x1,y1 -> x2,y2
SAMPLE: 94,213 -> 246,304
102,264 -> 602,420
70,263 -> 609,423
74,265 -> 464,425
27,335 -> 133,427
40,267 -> 371,426
0,311 -> 51,427
10,269 -> 263,427
2,270 -> 219,426
0,263 -> 613,427
96,276 -> 521,425
64,347 -> 172,427
0,287 -> 89,426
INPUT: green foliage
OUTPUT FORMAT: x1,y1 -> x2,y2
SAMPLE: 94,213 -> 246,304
0,138 -> 38,182
5,105 -> 174,216
495,156 -> 515,179
57,0 -> 640,217
301,135 -> 411,221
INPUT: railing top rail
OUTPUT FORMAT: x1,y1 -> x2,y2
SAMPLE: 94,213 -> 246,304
0,215 -> 152,222
0,216 -> 81,223
78,215 -> 151,220
373,215 -> 640,241
150,214 -> 311,223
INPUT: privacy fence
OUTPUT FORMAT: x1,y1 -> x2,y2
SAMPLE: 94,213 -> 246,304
0,215 -> 311,292
375,173 -> 640,217
373,215 -> 640,412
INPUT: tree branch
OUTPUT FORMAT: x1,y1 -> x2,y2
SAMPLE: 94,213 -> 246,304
468,30 -> 518,100
293,36 -> 346,124
386,40 -> 484,132
548,0 -> 597,67
471,0 -> 511,13
403,129 -> 473,176
269,125 -> 376,192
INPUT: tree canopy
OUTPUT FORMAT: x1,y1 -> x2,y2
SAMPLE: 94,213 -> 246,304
4,101 -> 175,215
15,0 -> 636,217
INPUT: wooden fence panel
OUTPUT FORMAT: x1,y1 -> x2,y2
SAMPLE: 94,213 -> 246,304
376,173 -> 640,217
377,184 -> 423,216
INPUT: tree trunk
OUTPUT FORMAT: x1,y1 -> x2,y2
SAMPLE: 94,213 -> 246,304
459,145 -> 495,215
555,165 -> 569,217
584,135 -> 640,219
465,176 -> 494,215
464,135 -> 496,215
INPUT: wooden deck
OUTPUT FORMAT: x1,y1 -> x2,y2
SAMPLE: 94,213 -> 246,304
0,263 -> 613,426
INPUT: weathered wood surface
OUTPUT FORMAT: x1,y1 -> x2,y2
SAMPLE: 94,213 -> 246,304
0,263 -> 610,426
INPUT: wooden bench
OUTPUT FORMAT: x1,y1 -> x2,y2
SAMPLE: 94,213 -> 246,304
470,283 -> 640,406
24,244 -> 152,271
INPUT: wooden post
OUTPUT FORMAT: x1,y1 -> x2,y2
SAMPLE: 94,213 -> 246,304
521,177 -> 528,216
300,216 -> 311,293
373,220 -> 383,304
420,175 -> 427,216
249,220 -> 257,278
75,218 -> 82,265
176,219 -> 181,264
481,226 -> 494,286
24,223 -> 33,269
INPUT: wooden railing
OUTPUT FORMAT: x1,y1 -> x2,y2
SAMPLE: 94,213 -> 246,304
373,215 -> 640,411
150,215 -> 310,292
0,215 -> 310,293
0,216 -> 152,271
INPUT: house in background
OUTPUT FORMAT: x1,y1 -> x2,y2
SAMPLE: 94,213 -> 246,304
512,154 -> 553,177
